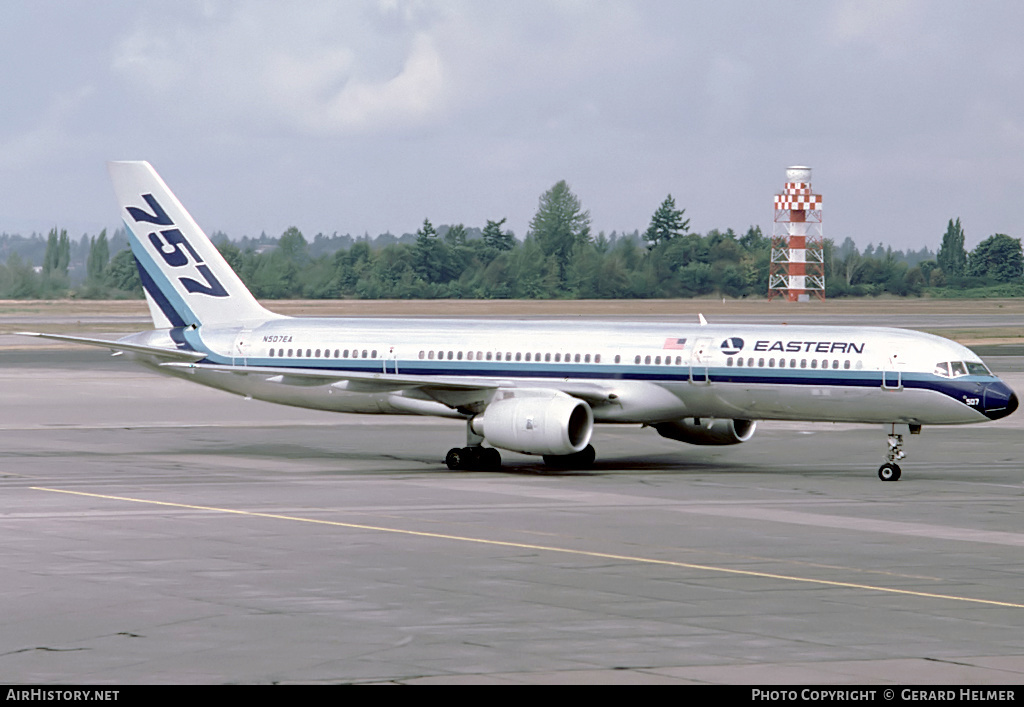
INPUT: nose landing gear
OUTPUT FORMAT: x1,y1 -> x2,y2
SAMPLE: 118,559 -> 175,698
878,425 -> 909,481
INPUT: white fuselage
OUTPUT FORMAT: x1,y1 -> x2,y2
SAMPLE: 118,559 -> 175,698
124,317 -> 1007,427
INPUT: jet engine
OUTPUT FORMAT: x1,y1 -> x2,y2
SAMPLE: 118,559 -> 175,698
653,418 -> 756,446
471,391 -> 593,456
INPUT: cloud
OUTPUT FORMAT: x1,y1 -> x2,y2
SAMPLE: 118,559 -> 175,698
269,32 -> 446,134
111,2 -> 451,136
0,85 -> 96,170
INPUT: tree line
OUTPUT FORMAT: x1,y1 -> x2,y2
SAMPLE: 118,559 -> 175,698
1,183 -> 1021,300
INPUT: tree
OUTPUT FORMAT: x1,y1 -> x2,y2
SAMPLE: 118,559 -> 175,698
414,218 -> 448,284
643,194 -> 689,249
86,229 -> 109,285
528,180 -> 591,282
739,225 -> 769,253
937,218 -> 967,277
43,227 -> 71,278
443,224 -> 467,247
482,218 -> 515,252
277,226 -> 309,265
104,248 -> 142,294
968,234 -> 1024,282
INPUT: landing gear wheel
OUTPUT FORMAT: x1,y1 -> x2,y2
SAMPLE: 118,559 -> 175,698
878,463 -> 902,482
446,446 -> 502,471
445,447 -> 466,471
543,444 -> 597,470
481,447 -> 502,471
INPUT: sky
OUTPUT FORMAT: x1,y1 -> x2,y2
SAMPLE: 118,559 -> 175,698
2,0 -> 1023,253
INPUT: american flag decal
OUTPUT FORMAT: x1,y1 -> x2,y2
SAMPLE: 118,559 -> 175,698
663,338 -> 687,349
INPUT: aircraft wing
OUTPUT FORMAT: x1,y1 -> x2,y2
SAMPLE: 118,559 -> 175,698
17,332 -> 207,363
159,361 -> 618,408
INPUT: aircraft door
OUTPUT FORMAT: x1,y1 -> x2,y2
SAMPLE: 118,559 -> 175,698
882,353 -> 903,391
385,345 -> 399,375
689,337 -> 714,385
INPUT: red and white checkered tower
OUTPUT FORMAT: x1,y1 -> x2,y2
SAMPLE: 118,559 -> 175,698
768,166 -> 825,301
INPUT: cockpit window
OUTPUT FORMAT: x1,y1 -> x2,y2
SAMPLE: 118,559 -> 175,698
966,361 -> 992,376
934,360 -> 994,378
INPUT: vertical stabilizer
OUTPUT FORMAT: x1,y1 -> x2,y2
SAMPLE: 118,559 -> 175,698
108,161 -> 278,328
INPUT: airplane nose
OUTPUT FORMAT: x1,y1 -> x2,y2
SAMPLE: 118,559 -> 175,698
982,382 -> 1018,421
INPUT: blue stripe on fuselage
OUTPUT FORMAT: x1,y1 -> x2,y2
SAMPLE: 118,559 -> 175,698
205,356 -> 996,408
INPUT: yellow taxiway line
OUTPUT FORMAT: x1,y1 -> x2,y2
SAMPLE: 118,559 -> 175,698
33,486 -> 1024,610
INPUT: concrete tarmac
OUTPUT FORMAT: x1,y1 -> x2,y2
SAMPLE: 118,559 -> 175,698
1,351 -> 1023,684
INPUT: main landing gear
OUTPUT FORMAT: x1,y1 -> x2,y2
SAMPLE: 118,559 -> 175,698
445,446 -> 502,471
542,445 -> 597,470
445,422 -> 598,471
877,424 -> 916,481
445,444 -> 599,471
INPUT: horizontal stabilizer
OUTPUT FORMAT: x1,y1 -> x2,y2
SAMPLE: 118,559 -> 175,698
17,332 -> 206,363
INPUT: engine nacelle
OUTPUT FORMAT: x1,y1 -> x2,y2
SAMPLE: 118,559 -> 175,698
471,391 -> 593,456
654,418 -> 756,446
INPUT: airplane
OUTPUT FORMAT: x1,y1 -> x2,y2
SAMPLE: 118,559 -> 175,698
21,161 -> 1018,481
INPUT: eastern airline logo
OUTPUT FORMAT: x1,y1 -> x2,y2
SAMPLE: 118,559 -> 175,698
127,194 -> 229,298
720,337 -> 744,355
